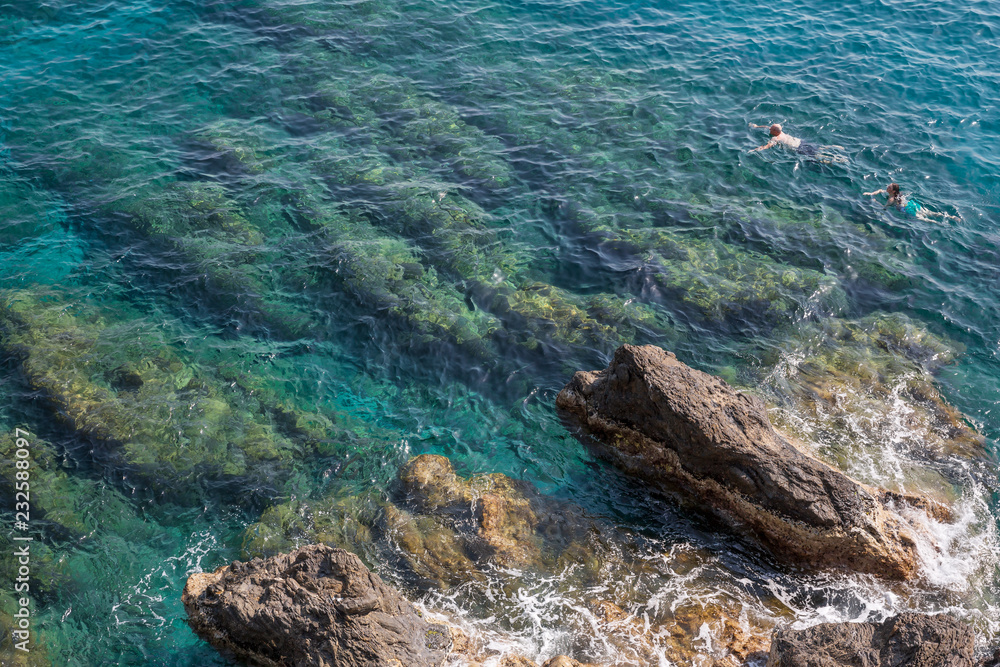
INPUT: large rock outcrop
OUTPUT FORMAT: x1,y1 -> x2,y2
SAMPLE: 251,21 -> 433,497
766,612 -> 976,667
182,544 -> 453,667
556,344 -> 942,579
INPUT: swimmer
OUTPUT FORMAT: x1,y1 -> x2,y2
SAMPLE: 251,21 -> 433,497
748,123 -> 846,163
863,182 -> 960,223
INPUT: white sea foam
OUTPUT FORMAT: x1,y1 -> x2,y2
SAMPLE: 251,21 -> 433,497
757,347 -> 1000,649
904,482 -> 997,592
412,543 -> 782,667
110,529 -> 220,629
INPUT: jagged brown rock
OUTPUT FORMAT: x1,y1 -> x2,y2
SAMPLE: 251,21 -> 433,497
556,344 -> 942,579
766,612 -> 976,667
182,544 -> 452,667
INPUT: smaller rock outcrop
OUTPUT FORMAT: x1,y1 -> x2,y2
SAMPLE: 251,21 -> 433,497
766,612 -> 976,667
557,344 -> 945,579
581,596 -> 770,667
182,544 -> 452,667
397,454 -> 542,568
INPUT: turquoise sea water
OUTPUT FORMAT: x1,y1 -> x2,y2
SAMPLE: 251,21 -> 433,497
1,0 -> 999,664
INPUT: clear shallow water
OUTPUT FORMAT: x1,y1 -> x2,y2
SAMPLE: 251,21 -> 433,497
0,0 -> 998,664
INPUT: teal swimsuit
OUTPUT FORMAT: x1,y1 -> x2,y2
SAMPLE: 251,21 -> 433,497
902,198 -> 922,216
890,196 -> 922,217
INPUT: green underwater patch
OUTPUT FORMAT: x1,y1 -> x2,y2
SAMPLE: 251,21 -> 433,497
610,226 -> 846,322
313,67 -> 515,190
761,312 -> 983,466
0,291 -> 396,485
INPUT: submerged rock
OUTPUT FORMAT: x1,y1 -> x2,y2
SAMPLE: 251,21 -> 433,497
605,226 -> 846,325
581,597 -> 770,667
765,313 -> 984,463
0,290 -> 403,492
557,344 -> 942,579
766,612 -> 975,667
183,544 -> 453,667
0,591 -> 53,667
398,454 -> 542,567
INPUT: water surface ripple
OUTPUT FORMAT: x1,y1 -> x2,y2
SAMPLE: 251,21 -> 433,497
1,0 -> 999,664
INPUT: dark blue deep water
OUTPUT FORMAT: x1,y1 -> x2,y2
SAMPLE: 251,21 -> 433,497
1,0 -> 999,664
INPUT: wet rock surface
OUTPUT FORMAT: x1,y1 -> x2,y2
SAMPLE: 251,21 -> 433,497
581,596 -> 771,667
540,657 -> 599,667
766,612 -> 976,667
980,649 -> 1000,667
242,455 -> 775,666
557,344 -> 940,579
182,544 -> 452,667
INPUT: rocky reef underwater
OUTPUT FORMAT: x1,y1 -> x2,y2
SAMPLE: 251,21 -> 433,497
2,0 -> 1000,664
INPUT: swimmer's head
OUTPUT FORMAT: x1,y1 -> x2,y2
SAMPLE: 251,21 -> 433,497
769,124 -> 782,137
887,183 -> 900,196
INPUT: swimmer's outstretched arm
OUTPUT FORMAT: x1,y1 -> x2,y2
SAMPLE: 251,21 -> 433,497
863,189 -> 886,196
749,123 -> 769,129
749,139 -> 776,152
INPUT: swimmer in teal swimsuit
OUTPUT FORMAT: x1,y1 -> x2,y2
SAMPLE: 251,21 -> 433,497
863,182 -> 960,223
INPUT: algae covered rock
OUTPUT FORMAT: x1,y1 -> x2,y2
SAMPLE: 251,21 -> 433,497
313,68 -> 515,190
766,612 -> 976,667
557,344 -> 941,579
605,226 -> 845,325
183,544 -> 453,667
488,282 -> 669,354
303,131 -> 671,356
241,489 -> 379,560
190,120 -> 503,355
0,433 -> 92,538
245,452 -> 632,588
0,591 -> 52,667
0,291 -> 288,478
0,290 -> 377,486
395,454 -> 542,576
